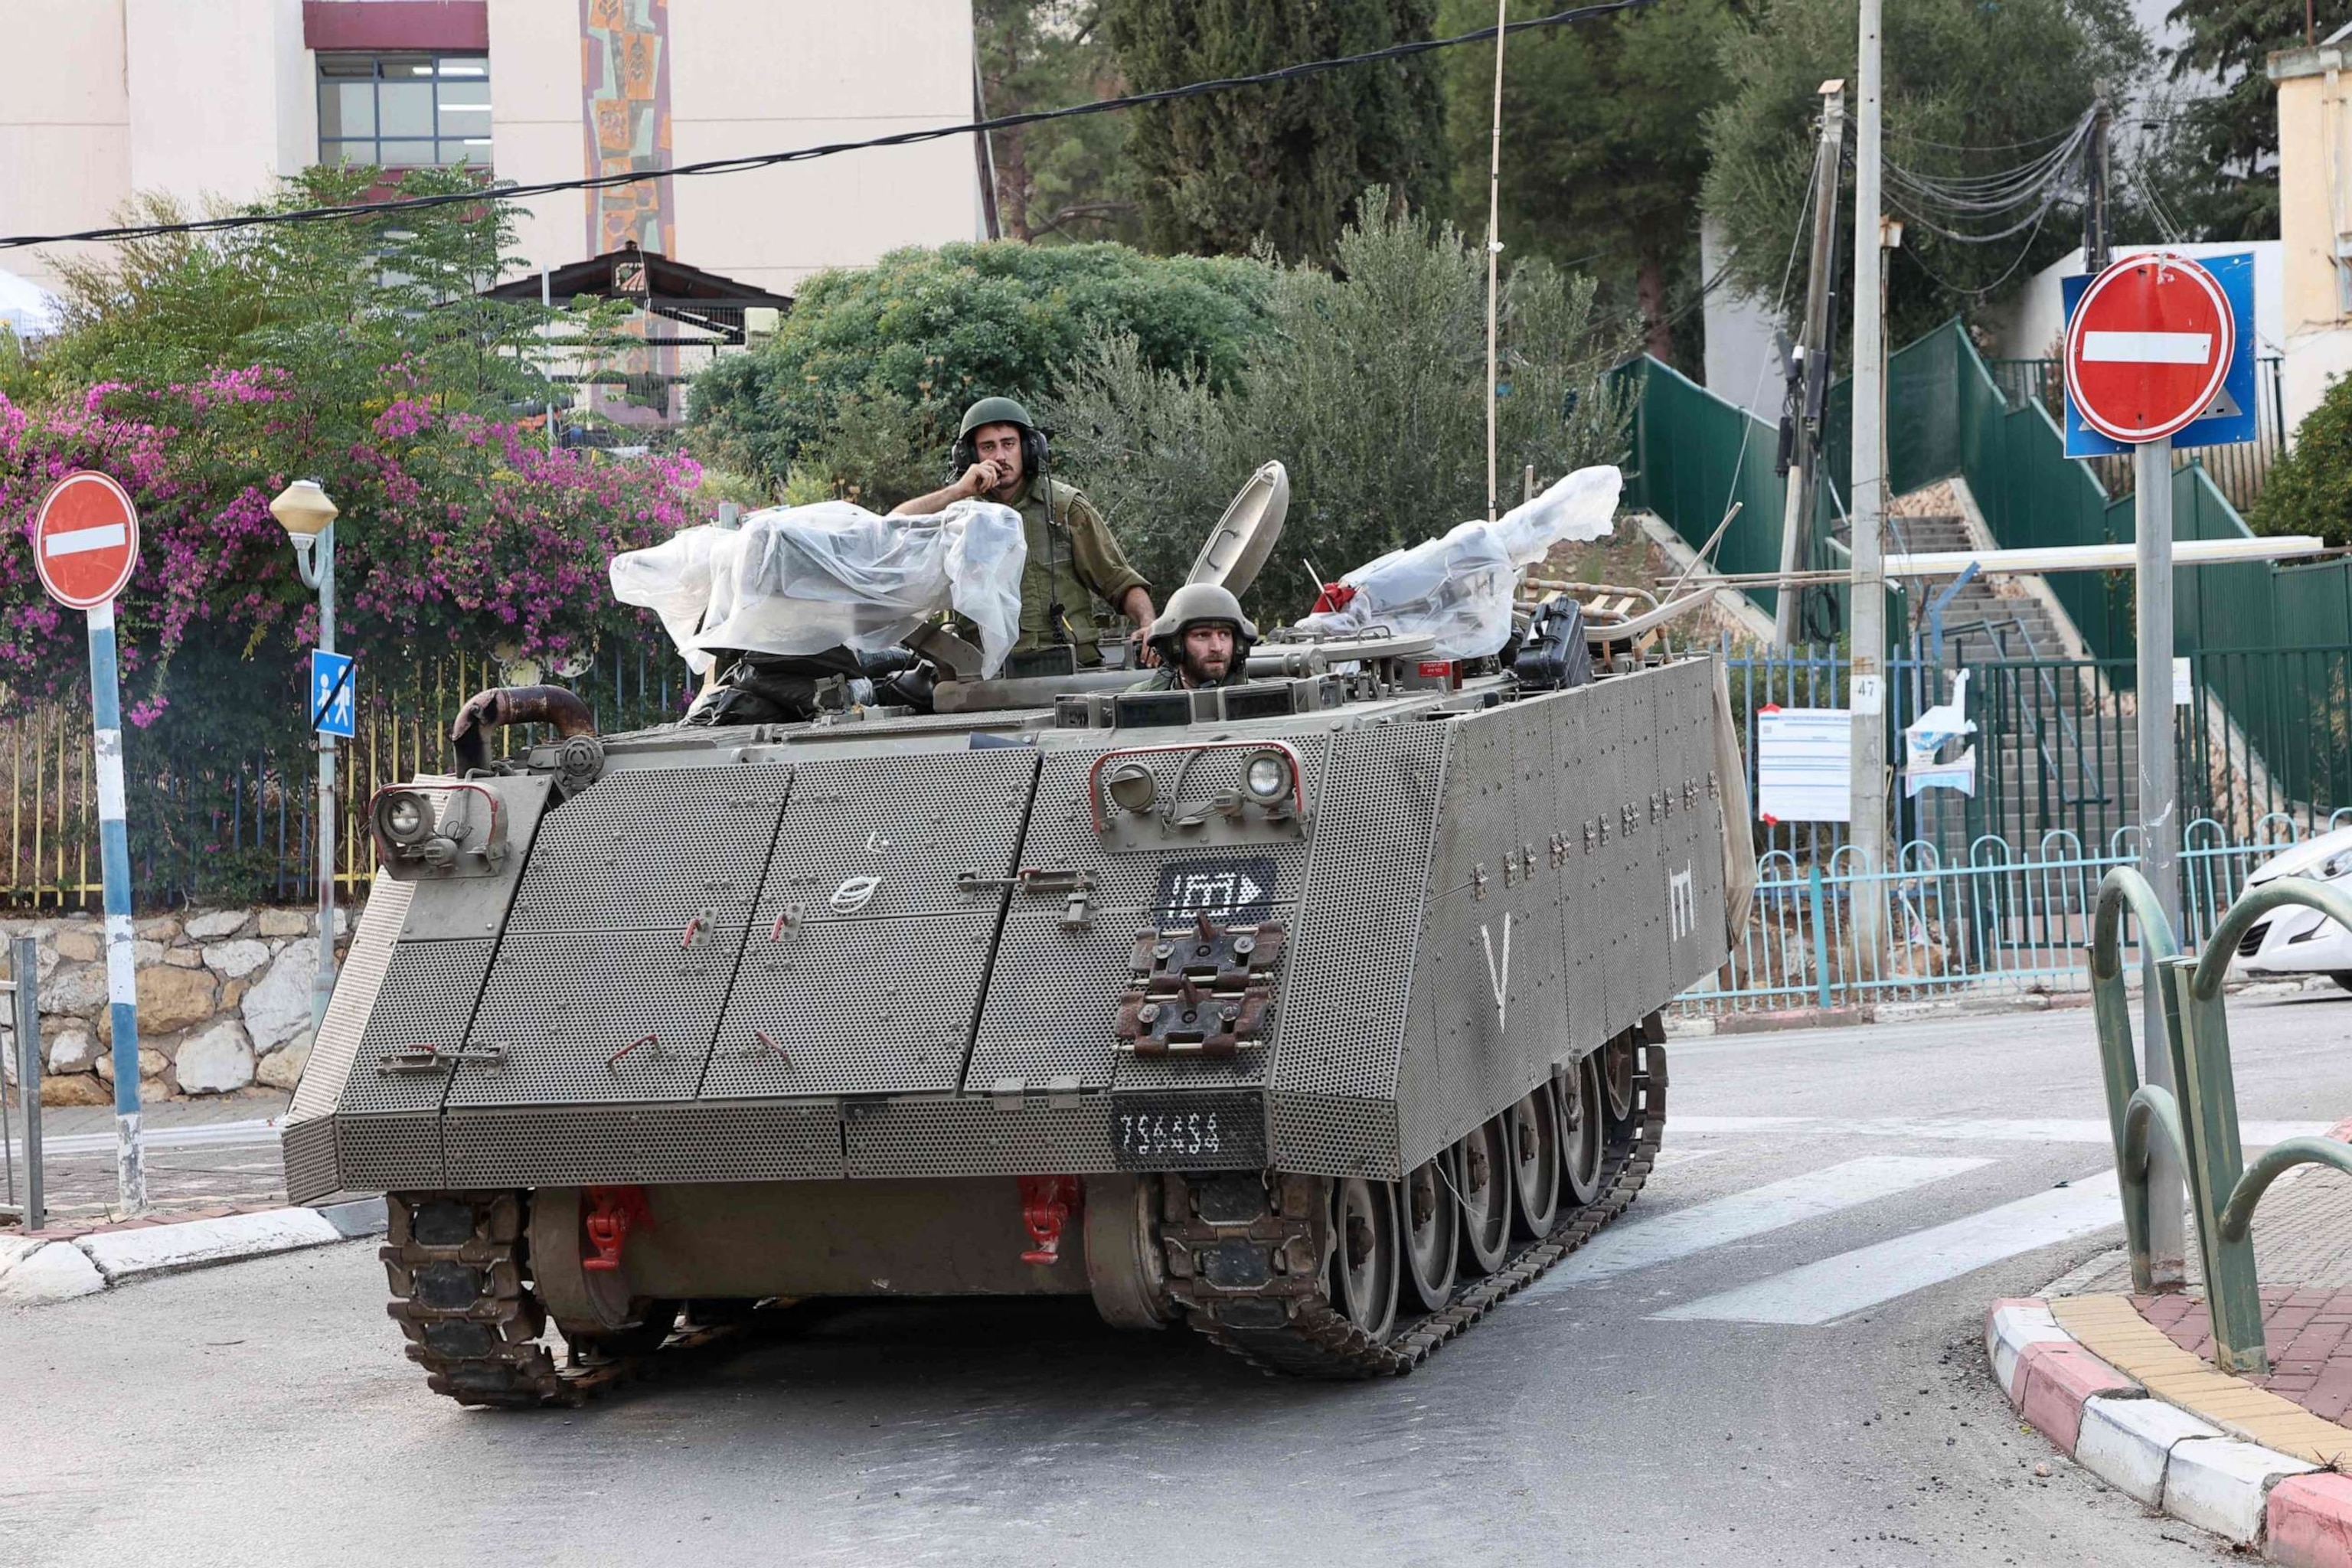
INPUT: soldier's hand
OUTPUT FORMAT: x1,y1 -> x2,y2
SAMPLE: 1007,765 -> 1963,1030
1132,625 -> 1158,667
958,460 -> 1001,498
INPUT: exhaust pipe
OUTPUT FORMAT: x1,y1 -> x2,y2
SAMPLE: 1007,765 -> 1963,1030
450,684 -> 596,774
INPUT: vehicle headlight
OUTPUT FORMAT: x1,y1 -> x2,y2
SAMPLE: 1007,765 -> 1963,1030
1105,761 -> 1158,815
375,789 -> 433,847
1243,750 -> 1292,805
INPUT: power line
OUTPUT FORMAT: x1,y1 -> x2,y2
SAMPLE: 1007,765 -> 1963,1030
0,0 -> 1656,254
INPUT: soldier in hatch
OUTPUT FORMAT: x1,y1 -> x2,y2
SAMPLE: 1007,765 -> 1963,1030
890,397 -> 1155,664
1129,583 -> 1255,692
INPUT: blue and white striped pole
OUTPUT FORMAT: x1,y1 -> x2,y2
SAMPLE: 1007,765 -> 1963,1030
84,599 -> 145,1211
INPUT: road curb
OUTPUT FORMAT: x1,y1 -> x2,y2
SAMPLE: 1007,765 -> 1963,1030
0,1197 -> 384,1307
1988,1296 -> 2352,1563
1668,975 -> 2337,1038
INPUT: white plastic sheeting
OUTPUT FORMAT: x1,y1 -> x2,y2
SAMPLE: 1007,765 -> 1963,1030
609,499 -> 1029,678
1289,466 -> 1622,658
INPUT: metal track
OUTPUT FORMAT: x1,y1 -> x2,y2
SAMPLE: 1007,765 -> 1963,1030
1173,1040 -> 1667,1379
382,1042 -> 1663,1403
382,1191 -> 746,1409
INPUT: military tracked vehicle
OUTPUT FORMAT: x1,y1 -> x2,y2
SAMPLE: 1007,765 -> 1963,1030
283,472 -> 1746,1403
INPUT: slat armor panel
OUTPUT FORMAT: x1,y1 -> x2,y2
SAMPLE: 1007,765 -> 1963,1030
445,1102 -> 842,1186
753,748 -> 1034,925
505,764 -> 792,934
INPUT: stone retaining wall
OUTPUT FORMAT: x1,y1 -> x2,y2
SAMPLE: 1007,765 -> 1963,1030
1,905 -> 357,1103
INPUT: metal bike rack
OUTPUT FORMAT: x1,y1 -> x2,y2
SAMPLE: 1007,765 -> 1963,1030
2094,867 -> 2352,1375
2,934 -> 44,1233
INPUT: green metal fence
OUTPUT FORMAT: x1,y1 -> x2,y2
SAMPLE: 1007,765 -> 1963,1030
1987,354 -> 2288,514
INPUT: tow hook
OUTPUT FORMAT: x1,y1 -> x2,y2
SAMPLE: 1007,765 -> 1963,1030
582,1185 -> 649,1272
1017,1174 -> 1083,1265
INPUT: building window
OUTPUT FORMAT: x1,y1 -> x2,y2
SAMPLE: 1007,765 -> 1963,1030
318,54 -> 491,169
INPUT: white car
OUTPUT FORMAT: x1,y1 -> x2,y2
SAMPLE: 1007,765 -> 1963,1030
2232,826 -> 2352,989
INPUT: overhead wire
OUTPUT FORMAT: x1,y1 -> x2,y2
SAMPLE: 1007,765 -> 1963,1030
0,0 -> 1657,253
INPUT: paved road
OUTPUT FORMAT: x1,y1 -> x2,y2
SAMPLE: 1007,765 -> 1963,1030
10,997 -> 2352,1567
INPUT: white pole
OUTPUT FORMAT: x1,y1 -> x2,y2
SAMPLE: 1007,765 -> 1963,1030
1484,0 -> 1508,524
542,265 -> 557,456
311,524 -> 338,1036
2136,433 -> 2187,1287
1850,0 -> 1889,958
85,598 -> 144,1214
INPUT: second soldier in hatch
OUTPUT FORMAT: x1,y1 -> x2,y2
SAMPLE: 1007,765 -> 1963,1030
891,397 -> 1155,665
1130,583 -> 1255,692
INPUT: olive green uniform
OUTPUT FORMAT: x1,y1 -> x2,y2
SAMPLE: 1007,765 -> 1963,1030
1008,476 -> 1147,662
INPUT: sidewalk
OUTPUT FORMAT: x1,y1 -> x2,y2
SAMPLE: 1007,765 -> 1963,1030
1992,1129 -> 2352,1565
7,1088 -> 294,1225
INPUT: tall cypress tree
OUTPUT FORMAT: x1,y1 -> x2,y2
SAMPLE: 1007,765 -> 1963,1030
1103,0 -> 1450,260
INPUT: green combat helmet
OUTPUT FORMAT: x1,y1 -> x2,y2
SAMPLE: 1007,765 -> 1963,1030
958,396 -> 1038,439
1146,582 -> 1259,668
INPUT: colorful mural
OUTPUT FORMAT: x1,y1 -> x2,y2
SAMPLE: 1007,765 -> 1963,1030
579,0 -> 674,256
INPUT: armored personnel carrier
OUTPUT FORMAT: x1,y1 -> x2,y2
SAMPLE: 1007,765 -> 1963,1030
283,471 -> 1746,1403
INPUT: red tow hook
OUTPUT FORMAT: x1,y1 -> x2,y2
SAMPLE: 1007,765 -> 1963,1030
1018,1174 -> 1084,1265
583,1184 -> 649,1272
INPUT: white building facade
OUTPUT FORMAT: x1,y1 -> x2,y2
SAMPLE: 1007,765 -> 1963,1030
2,0 -> 987,301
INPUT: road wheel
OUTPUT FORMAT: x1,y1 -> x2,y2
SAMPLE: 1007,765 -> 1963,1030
1557,1052 -> 1606,1207
1400,1153 -> 1459,1312
1509,1085 -> 1563,1236
1329,1178 -> 1399,1342
1455,1118 -> 1514,1275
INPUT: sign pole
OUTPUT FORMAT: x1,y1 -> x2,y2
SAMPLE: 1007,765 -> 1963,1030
86,599 -> 145,1214
1848,0 -> 1890,959
2135,433 -> 2186,1286
313,521 -> 338,1034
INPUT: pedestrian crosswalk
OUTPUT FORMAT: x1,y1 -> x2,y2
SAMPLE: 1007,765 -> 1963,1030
1511,1116 -> 2329,1328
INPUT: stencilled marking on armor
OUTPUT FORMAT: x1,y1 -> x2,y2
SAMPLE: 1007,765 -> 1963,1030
1480,913 -> 1513,1029
1670,864 -> 1696,941
864,830 -> 891,854
830,874 -> 881,914
1153,855 -> 1277,925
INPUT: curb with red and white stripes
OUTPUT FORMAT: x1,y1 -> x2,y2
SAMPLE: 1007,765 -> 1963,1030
0,1197 -> 385,1306
1991,1297 -> 2352,1563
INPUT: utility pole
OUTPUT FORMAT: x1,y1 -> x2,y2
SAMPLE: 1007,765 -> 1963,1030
1775,80 -> 1847,648
1483,0 -> 1508,524
1849,0 -> 1890,954
2082,101 -> 2112,271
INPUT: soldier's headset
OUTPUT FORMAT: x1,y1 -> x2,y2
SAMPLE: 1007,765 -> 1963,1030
947,420 -> 1076,648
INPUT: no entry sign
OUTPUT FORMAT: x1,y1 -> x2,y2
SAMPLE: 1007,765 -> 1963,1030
2063,253 -> 2236,446
33,470 -> 140,608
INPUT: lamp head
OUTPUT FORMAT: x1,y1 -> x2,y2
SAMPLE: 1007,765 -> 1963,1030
269,479 -> 338,541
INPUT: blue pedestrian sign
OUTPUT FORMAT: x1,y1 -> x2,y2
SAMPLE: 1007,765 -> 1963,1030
2063,251 -> 2258,459
310,650 -> 356,737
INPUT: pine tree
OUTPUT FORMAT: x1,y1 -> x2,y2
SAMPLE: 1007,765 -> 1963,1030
1102,0 -> 1451,260
2154,0 -> 2352,240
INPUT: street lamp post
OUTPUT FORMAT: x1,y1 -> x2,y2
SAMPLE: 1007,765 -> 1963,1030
270,480 -> 341,1036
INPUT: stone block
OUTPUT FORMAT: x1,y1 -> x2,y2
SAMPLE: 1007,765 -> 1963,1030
256,1038 -> 310,1092
46,1028 -> 96,1072
2266,1473 -> 2352,1568
134,915 -> 180,941
96,1047 -> 168,1083
51,929 -> 100,963
202,939 -> 270,979
163,946 -> 204,969
78,1207 -> 343,1282
2074,1393 -> 2221,1506
0,1241 -> 106,1305
258,909 -> 310,939
38,964 -> 106,1015
182,909 -> 250,941
39,1073 -> 109,1106
243,939 -> 316,1053
2165,1438 -> 2316,1545
2017,1342 -> 2138,1453
130,939 -> 165,966
126,964 -> 216,1037
176,1020 -> 254,1095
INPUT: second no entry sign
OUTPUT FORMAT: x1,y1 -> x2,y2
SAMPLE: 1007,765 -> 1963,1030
2063,253 -> 2234,445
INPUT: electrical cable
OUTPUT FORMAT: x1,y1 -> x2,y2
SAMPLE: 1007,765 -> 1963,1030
0,0 -> 1658,253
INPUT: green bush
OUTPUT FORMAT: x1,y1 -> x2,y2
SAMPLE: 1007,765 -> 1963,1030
1040,192 -> 1635,623
684,240 -> 1272,501
2254,375 -> 2352,547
